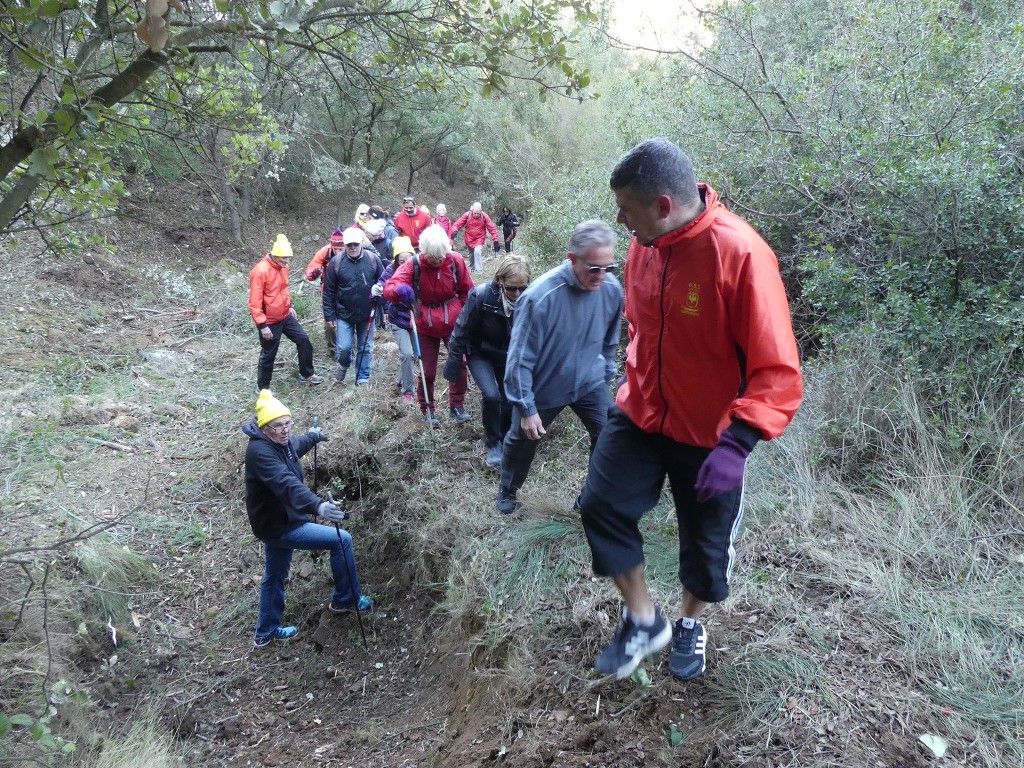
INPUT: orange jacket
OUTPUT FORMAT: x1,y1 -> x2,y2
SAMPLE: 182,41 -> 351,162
617,184 -> 802,448
305,245 -> 341,284
248,256 -> 293,327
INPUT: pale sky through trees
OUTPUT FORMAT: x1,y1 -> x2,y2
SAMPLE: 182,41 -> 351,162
610,0 -> 696,49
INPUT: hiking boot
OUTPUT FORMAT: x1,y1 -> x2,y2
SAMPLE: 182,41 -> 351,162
496,488 -> 518,514
298,373 -> 324,384
594,607 -> 672,680
450,406 -> 472,423
329,595 -> 376,613
403,392 -> 415,403
356,378 -> 370,387
422,410 -> 439,426
334,364 -> 346,383
485,444 -> 503,468
253,626 -> 298,649
669,618 -> 707,680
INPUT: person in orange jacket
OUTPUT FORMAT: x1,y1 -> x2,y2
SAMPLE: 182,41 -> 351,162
450,202 -> 500,274
581,138 -> 803,683
304,228 -> 345,354
249,234 -> 324,391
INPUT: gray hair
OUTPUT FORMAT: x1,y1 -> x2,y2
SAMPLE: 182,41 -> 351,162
435,203 -> 447,217
470,201 -> 482,213
568,219 -> 616,256
609,137 -> 700,209
418,224 -> 452,259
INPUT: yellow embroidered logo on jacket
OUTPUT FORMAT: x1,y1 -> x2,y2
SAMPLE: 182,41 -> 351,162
681,282 -> 700,316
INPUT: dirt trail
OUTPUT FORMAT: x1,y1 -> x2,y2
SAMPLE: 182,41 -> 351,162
0,189 -> 948,768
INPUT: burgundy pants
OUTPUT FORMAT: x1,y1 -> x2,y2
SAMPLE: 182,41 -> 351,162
416,334 -> 467,413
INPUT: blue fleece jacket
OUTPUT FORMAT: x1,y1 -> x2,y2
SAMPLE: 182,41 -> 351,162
504,260 -> 623,416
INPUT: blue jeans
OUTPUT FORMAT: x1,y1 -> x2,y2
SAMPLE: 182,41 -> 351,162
336,318 -> 375,383
255,522 -> 363,640
499,383 -> 612,494
467,355 -> 511,448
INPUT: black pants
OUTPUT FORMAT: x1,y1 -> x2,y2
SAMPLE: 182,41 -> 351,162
503,228 -> 516,253
579,407 -> 745,604
257,315 -> 314,390
499,383 -> 612,494
467,355 -> 511,448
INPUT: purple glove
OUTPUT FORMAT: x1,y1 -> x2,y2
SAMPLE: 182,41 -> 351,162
694,428 -> 753,503
395,283 -> 416,305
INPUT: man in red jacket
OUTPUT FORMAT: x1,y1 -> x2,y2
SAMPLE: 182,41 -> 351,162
450,202 -> 500,273
248,234 -> 324,391
581,138 -> 803,682
393,195 -> 432,248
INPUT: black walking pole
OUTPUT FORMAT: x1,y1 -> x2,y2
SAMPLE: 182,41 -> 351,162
326,491 -> 369,651
311,416 -> 319,493
352,305 -> 376,389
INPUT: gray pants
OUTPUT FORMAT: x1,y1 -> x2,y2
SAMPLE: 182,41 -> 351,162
391,327 -> 415,394
499,383 -> 612,494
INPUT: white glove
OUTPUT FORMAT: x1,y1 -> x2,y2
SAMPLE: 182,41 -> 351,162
318,501 -> 345,523
371,283 -> 384,297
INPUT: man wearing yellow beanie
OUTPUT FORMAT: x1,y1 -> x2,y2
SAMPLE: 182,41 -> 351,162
248,234 -> 324,391
244,390 -> 376,648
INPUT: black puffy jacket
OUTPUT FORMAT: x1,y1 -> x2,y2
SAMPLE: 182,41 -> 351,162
448,281 -> 514,364
243,419 -> 320,541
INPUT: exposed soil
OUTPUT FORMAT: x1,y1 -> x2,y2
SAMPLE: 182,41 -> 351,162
0,176 -> 965,767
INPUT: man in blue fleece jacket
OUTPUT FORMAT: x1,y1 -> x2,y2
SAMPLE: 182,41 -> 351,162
498,219 -> 624,514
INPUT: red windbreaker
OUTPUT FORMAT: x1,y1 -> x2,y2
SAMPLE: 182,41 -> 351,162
617,184 -> 802,448
382,253 -> 474,339
451,211 -> 499,248
248,256 -> 293,327
394,209 -> 433,247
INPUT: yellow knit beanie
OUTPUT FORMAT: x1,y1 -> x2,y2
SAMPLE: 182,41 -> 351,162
256,389 -> 291,427
270,234 -> 293,258
392,236 -> 414,257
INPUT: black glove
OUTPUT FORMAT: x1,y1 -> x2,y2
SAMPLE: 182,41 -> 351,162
493,241 -> 501,253
307,427 -> 329,443
442,356 -> 462,383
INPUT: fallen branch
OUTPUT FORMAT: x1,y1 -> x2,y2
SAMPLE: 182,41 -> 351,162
83,436 -> 133,452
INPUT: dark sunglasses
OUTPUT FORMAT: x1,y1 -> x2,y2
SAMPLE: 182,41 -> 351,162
502,284 -> 528,294
582,263 -> 618,275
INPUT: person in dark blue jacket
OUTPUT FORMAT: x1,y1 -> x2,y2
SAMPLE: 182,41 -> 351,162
322,226 -> 384,385
244,390 -> 375,648
444,255 -> 532,467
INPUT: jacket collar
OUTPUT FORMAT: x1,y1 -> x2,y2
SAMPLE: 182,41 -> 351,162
650,184 -> 720,250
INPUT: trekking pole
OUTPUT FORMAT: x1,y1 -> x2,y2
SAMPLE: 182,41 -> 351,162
352,305 -> 376,389
311,416 -> 319,493
409,309 -> 433,423
326,491 -> 369,651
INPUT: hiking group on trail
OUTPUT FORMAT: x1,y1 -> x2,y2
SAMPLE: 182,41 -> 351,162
243,138 -> 802,684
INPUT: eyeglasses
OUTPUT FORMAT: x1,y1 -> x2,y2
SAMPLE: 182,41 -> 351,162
501,284 -> 528,294
582,263 -> 618,275
265,420 -> 294,432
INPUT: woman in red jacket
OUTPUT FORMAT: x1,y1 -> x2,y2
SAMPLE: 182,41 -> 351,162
383,225 -> 475,426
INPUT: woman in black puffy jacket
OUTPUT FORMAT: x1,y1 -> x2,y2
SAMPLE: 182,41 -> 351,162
444,255 -> 531,467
